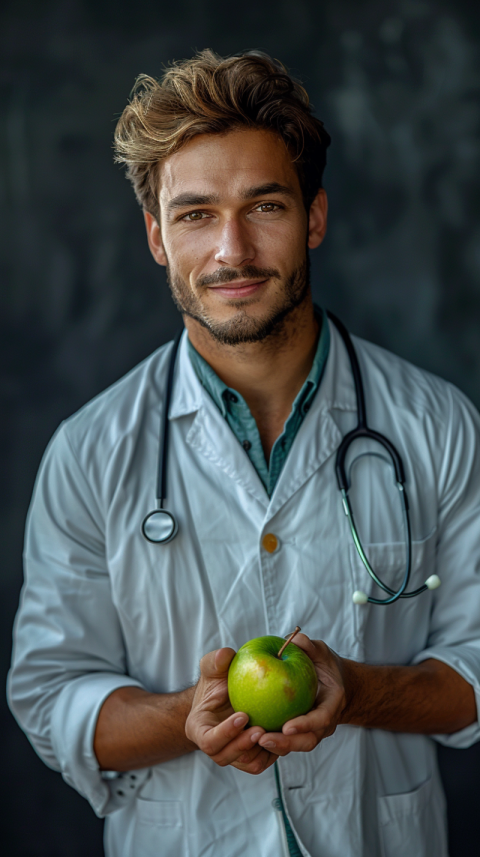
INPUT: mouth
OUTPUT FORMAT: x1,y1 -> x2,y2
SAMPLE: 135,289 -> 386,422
207,279 -> 268,298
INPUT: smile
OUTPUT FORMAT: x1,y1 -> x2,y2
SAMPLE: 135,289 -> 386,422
207,279 -> 268,298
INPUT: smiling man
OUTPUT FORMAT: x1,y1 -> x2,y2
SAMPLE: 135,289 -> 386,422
8,50 -> 480,857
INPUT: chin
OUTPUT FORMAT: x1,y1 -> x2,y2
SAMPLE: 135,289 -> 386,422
194,301 -> 302,346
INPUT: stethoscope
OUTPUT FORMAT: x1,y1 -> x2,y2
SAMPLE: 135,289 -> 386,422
141,313 -> 441,606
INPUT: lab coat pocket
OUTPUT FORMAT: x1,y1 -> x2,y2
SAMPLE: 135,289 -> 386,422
377,776 -> 448,857
349,530 -> 437,662
131,798 -> 189,857
349,530 -> 437,599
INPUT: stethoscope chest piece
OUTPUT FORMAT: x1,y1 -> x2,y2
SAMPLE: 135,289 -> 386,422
142,509 -> 178,544
141,329 -> 183,546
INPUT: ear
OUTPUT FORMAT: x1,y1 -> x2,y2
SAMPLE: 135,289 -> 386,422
144,211 -> 167,266
307,189 -> 328,250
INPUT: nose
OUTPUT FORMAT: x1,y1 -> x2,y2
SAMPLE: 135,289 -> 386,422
214,218 -> 255,267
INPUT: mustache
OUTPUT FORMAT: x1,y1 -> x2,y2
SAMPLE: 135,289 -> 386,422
196,265 -> 280,288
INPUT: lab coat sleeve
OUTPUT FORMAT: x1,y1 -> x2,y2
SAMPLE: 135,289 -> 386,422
7,423 -> 148,816
412,383 -> 480,748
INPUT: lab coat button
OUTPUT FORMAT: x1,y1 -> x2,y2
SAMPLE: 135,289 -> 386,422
262,533 -> 279,553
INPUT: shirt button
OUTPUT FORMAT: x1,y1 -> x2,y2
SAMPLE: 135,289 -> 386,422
242,439 -> 252,451
227,391 -> 238,403
262,533 -> 279,553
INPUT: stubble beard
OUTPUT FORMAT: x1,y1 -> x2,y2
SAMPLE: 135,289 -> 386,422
165,255 -> 311,346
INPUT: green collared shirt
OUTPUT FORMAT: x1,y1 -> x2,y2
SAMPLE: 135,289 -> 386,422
187,308 -> 330,497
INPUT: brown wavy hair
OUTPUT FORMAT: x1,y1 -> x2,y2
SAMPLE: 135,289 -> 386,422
114,49 -> 331,221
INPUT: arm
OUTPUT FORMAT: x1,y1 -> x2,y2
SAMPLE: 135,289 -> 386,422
94,686 -> 197,771
94,648 -> 278,775
257,635 -> 477,756
10,421 -> 273,804
341,655 -> 476,733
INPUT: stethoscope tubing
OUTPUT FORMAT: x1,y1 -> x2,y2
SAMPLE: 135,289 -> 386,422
327,311 -> 421,604
142,314 -> 435,605
157,329 -> 183,509
141,329 -> 183,544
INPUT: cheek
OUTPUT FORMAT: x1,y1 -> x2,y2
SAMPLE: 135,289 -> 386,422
167,231 -> 215,278
254,220 -> 306,258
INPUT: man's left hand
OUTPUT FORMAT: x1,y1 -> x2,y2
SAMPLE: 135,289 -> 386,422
258,634 -> 347,756
257,631 -> 478,756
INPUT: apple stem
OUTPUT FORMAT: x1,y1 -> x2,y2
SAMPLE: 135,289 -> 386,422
277,626 -> 301,659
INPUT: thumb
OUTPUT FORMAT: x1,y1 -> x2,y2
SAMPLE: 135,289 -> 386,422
199,647 -> 236,680
290,632 -> 317,661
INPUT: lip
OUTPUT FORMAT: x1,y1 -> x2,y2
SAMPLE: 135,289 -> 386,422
207,279 -> 268,298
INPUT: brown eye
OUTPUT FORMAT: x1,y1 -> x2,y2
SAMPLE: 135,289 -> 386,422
185,211 -> 205,221
257,203 -> 278,212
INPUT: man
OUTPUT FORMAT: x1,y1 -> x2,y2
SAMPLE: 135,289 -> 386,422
8,50 -> 480,857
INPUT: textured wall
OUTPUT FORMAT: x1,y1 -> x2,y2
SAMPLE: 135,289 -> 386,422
2,0 -> 480,853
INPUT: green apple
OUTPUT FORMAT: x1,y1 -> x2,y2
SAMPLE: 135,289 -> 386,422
227,635 -> 318,732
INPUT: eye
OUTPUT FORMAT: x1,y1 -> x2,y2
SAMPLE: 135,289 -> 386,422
255,202 -> 281,213
182,211 -> 208,221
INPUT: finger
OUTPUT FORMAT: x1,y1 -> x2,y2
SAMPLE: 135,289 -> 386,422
258,730 -> 320,755
289,632 -> 321,663
226,742 -> 265,767
282,688 -> 343,737
198,709 -> 252,756
210,725 -> 266,766
232,749 -> 278,775
199,647 -> 236,681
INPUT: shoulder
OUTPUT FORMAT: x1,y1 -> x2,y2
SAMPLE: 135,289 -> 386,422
352,334 -> 478,430
347,336 -> 480,512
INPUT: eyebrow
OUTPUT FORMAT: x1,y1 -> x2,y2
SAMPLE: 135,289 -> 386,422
166,192 -> 220,212
240,182 -> 296,200
166,182 -> 296,213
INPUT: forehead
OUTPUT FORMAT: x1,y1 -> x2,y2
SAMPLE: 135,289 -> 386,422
158,128 -> 301,206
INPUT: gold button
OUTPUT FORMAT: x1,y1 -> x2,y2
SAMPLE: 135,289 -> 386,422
262,533 -> 278,553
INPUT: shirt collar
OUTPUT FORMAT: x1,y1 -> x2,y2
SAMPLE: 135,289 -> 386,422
186,306 -> 331,419
167,314 -> 357,421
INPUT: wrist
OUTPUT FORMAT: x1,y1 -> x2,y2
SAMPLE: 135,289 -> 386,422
338,658 -> 365,726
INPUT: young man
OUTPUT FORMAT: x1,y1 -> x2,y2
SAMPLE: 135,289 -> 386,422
9,50 -> 480,857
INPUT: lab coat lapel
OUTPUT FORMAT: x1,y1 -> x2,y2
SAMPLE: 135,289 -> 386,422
268,320 -> 358,520
169,330 -> 269,509
186,403 -> 269,508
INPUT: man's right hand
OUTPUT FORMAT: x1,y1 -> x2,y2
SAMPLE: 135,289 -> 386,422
185,648 -> 278,775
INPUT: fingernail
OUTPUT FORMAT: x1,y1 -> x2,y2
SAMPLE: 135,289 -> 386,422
234,715 -> 248,727
261,740 -> 276,749
284,727 -> 297,735
250,731 -> 262,743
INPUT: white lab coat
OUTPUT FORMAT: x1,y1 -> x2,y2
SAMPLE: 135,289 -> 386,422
8,320 -> 480,857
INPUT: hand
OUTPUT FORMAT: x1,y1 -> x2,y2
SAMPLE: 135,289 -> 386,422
185,647 -> 278,775
258,634 -> 347,757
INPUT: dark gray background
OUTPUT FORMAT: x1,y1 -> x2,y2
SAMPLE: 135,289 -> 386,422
2,0 -> 480,854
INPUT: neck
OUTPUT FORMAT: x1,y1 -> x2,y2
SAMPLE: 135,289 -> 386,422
184,295 -> 319,460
